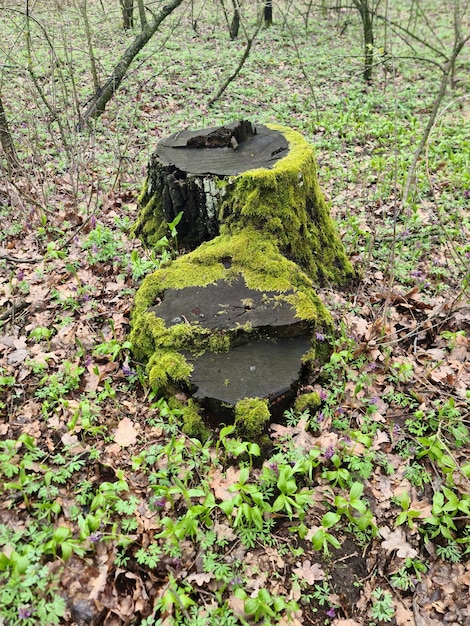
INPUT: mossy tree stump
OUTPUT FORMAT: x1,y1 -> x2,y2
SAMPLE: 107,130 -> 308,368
131,121 -> 354,439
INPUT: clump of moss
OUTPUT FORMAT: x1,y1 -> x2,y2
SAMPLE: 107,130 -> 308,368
234,398 -> 271,441
294,392 -> 321,414
168,398 -> 211,441
147,349 -> 192,392
220,124 -> 354,285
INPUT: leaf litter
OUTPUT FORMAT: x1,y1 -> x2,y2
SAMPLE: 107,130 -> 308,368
0,3 -> 469,626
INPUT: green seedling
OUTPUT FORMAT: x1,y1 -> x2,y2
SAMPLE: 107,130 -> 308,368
234,587 -> 299,625
272,465 -> 313,520
93,339 -> 132,362
334,481 -> 378,532
394,491 -> 422,529
28,326 -> 54,343
370,587 -> 395,622
311,512 -> 341,555
322,453 -> 351,488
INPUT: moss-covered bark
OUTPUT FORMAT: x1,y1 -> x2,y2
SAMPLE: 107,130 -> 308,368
219,125 -> 353,285
133,124 -> 354,286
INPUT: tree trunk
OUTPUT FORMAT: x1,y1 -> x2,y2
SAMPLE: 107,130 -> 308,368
0,93 -> 21,175
120,0 -> 134,29
136,0 -> 147,30
229,0 -> 240,39
264,0 -> 273,26
78,0 -> 184,129
353,0 -> 375,83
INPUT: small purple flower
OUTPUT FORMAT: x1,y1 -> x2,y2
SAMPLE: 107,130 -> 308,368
326,607 -> 336,618
89,532 -> 103,543
392,423 -> 401,437
18,607 -> 32,619
315,331 -> 325,341
336,406 -> 345,414
151,496 -> 166,509
122,363 -> 137,377
229,575 -> 243,586
269,462 -> 278,473
324,445 -> 335,460
84,355 -> 92,367
319,389 -> 328,401
90,215 -> 96,229
316,412 -> 324,423
410,269 -> 424,277
17,270 -> 25,280
368,362 -> 376,370
370,397 -> 378,405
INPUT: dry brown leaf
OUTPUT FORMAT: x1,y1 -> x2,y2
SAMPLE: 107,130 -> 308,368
394,601 -> 414,626
292,560 -> 325,585
211,466 -> 240,501
185,572 -> 214,585
372,429 -> 390,450
380,527 -> 418,559
213,520 -> 237,542
89,564 -> 109,600
113,417 -> 138,447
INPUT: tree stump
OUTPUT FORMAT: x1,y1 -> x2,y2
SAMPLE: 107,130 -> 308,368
131,121 -> 354,439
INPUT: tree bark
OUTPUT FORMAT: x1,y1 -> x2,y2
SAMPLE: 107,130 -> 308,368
120,0 -> 134,29
79,0 -> 184,129
264,0 -> 273,26
136,0 -> 147,30
352,0 -> 376,83
229,0 -> 240,39
0,93 -> 21,175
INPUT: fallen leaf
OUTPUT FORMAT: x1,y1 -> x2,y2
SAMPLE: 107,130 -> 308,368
380,527 -> 418,559
185,572 -> 214,585
113,417 -> 138,447
211,466 -> 240,501
293,560 -> 325,584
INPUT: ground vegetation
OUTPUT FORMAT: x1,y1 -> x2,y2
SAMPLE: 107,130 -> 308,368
0,1 -> 469,625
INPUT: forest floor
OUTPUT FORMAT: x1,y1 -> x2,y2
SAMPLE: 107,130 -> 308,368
0,2 -> 469,625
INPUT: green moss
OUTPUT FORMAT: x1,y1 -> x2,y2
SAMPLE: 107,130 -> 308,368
147,349 -> 192,391
131,189 -> 166,247
218,124 -> 354,285
294,392 -> 321,414
234,397 -> 271,440
168,398 -> 211,441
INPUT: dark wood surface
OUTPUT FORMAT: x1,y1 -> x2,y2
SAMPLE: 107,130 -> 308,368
156,122 -> 288,176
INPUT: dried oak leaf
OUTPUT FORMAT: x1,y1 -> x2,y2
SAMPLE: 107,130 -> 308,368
292,560 -> 325,585
380,526 -> 418,559
113,417 -> 138,447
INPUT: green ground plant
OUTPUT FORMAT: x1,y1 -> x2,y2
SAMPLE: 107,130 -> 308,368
0,1 -> 469,624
